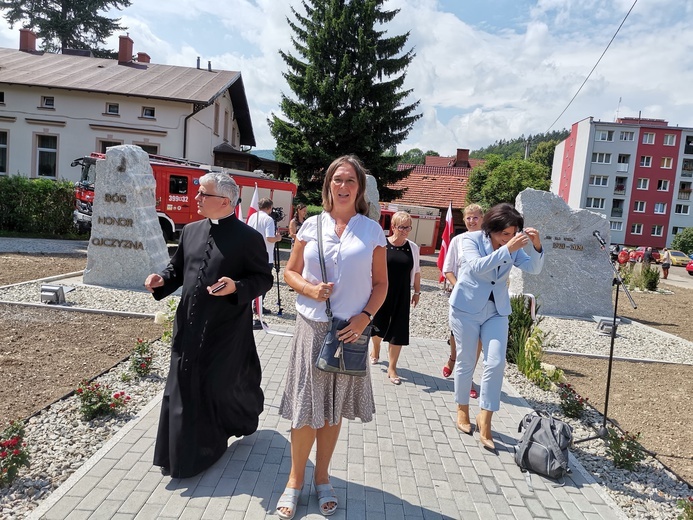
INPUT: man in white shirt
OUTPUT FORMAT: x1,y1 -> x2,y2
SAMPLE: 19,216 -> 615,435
247,198 -> 283,321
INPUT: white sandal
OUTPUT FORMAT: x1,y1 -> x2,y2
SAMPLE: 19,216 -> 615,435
315,483 -> 338,516
276,487 -> 301,520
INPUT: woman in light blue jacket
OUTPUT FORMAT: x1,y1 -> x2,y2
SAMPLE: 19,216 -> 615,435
449,203 -> 544,454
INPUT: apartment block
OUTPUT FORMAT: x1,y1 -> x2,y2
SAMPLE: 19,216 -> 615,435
551,116 -> 693,248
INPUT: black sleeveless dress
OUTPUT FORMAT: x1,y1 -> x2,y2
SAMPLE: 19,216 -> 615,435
372,240 -> 414,345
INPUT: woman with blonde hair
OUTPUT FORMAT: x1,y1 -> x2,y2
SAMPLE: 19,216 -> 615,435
370,211 -> 421,385
442,204 -> 484,402
277,155 -> 387,519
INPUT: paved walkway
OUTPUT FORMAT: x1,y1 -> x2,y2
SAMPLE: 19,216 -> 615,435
28,329 -> 627,520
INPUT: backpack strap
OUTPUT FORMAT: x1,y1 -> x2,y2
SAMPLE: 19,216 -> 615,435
543,417 -> 570,471
516,414 -> 543,469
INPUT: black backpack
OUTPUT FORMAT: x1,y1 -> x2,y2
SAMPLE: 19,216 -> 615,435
514,411 -> 573,481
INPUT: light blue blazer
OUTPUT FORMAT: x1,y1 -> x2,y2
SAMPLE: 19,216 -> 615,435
449,230 -> 544,316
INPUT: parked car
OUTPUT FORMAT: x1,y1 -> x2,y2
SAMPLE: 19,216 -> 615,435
687,260 -> 693,276
668,250 -> 690,266
631,246 -> 661,263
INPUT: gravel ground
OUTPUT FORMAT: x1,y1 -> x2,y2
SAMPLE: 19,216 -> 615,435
0,244 -> 692,518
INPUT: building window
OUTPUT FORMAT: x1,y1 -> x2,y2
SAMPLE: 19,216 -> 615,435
654,202 -> 666,214
657,180 -> 669,191
651,225 -> 663,237
686,136 -> 693,155
591,152 -> 611,164
673,226 -> 685,234
636,178 -> 649,190
610,221 -> 623,231
141,106 -> 156,118
589,175 -> 608,186
631,223 -> 643,235
585,197 -> 605,209
596,130 -> 614,141
661,157 -> 673,169
640,156 -> 652,167
663,134 -> 676,146
213,102 -> 220,136
682,158 -> 693,177
0,131 -> 7,174
642,132 -> 655,144
617,154 -> 630,164
105,103 -> 119,115
0,91 -> 5,104
41,96 -> 55,109
36,134 -> 57,177
633,200 -> 645,212
99,140 -> 122,153
223,110 -> 230,142
620,131 -> 634,141
138,144 -> 159,155
675,204 -> 689,215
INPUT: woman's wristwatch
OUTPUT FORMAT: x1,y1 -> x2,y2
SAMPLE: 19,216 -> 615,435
360,310 -> 373,322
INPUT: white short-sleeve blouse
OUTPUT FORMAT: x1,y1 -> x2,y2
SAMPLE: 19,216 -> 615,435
295,212 -> 387,322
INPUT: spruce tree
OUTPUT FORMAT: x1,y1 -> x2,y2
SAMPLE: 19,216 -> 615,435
269,0 -> 421,203
1,0 -> 131,58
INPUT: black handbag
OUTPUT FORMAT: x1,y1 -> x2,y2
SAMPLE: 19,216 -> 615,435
314,214 -> 371,377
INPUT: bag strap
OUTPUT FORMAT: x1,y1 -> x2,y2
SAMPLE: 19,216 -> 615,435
543,418 -> 570,470
316,213 -> 332,320
516,414 -> 543,468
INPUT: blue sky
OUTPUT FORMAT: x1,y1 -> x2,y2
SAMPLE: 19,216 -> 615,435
2,0 -> 692,156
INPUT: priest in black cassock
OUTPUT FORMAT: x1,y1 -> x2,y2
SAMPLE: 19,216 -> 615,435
144,172 -> 273,478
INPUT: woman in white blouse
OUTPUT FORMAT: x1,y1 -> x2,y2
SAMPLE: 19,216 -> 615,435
276,155 -> 388,519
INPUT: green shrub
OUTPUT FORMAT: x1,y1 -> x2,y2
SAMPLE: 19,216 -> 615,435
507,295 -> 538,364
640,265 -> 660,291
0,175 -> 74,236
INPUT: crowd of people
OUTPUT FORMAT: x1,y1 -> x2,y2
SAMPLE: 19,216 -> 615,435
144,154 -> 545,518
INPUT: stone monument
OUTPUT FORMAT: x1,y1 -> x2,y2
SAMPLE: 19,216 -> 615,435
508,188 -> 613,318
83,145 -> 170,289
365,174 -> 381,221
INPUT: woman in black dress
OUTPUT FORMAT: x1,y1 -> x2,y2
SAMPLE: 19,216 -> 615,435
370,211 -> 421,384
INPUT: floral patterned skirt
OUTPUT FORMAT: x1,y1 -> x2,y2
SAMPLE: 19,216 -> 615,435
279,313 -> 375,429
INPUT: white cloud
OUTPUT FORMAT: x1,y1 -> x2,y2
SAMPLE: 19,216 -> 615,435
3,1 -> 693,156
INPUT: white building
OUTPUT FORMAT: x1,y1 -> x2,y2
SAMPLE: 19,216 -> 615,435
551,116 -> 693,248
0,30 -> 259,182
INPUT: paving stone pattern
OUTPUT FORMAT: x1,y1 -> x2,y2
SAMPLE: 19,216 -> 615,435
29,330 -> 627,520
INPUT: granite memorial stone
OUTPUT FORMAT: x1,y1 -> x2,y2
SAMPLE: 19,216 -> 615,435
509,188 -> 613,318
365,174 -> 381,221
83,145 -> 169,289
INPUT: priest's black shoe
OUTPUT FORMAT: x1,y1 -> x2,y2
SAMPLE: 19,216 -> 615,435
261,307 -> 272,315
253,320 -> 263,330
160,467 -> 170,476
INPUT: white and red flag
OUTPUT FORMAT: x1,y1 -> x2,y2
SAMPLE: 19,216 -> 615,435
245,184 -> 259,224
437,201 -> 453,282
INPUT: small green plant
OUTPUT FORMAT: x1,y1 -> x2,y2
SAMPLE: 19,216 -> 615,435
640,265 -> 660,291
76,380 -> 130,421
557,383 -> 588,418
605,427 -> 646,470
130,338 -> 154,377
158,299 -> 177,344
677,496 -> 693,520
507,295 -> 541,364
0,421 -> 30,487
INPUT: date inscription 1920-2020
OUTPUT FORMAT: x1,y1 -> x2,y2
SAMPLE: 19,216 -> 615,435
544,235 -> 584,251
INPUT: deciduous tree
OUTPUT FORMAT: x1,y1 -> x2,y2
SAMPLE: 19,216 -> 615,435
1,0 -> 131,58
269,0 -> 421,203
671,228 -> 693,256
466,155 -> 550,208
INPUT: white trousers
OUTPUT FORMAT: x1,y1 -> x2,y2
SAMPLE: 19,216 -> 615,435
449,300 -> 508,412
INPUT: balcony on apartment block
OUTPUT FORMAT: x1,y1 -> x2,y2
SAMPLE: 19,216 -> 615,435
613,184 -> 626,196
679,190 -> 692,201
611,207 -> 623,218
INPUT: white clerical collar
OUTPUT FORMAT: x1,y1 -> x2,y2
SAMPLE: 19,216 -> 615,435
210,212 -> 234,225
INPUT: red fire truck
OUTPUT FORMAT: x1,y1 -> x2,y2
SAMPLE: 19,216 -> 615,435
73,153 -> 297,241
378,202 -> 441,255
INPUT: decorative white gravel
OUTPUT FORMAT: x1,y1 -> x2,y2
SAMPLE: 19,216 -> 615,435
0,270 -> 691,519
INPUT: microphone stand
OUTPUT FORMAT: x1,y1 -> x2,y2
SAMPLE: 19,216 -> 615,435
272,220 -> 284,317
575,234 -> 639,445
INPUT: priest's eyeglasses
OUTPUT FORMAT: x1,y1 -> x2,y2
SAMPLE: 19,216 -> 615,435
197,190 -> 228,200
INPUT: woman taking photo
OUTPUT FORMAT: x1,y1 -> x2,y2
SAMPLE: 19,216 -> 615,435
289,203 -> 308,248
449,203 -> 543,454
370,211 -> 421,385
277,155 -> 387,519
